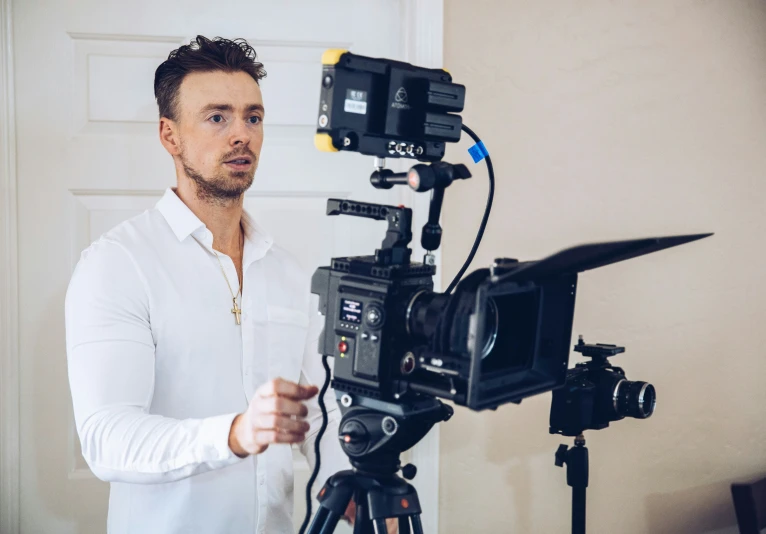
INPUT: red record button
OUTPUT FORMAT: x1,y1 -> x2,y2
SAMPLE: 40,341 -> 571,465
338,341 -> 349,354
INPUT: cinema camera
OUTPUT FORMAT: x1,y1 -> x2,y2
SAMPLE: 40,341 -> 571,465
299,50 -> 711,534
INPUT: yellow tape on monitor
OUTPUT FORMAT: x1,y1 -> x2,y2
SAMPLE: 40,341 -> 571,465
322,49 -> 348,66
314,133 -> 338,152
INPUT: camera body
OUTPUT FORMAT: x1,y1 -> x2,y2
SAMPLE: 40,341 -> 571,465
311,252 -> 579,409
311,254 -> 435,400
310,198 -> 582,410
549,340 -> 657,437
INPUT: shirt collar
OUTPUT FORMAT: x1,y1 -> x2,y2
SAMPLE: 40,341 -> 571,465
240,208 -> 274,265
155,188 -> 274,263
156,188 -> 206,242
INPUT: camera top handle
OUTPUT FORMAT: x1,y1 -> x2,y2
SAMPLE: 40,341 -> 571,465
326,198 -> 413,266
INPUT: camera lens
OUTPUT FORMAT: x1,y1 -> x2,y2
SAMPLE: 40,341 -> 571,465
407,291 -> 498,359
614,380 -> 656,419
407,290 -> 446,342
478,297 -> 499,359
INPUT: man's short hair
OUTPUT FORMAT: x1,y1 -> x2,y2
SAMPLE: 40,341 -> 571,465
154,35 -> 267,121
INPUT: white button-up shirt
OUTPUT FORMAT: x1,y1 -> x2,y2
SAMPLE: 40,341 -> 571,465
65,188 -> 349,534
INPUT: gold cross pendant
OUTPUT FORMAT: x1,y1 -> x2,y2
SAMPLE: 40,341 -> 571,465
231,298 -> 242,325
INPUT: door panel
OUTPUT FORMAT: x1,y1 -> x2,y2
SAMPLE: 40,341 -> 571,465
13,1 -> 417,532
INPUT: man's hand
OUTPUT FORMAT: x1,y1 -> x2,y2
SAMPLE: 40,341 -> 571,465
228,378 -> 318,457
344,501 -> 399,533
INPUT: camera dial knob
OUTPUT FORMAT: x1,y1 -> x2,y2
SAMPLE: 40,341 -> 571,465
365,305 -> 385,328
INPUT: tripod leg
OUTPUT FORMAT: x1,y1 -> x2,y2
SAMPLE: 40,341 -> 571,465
373,518 -> 389,534
398,516 -> 412,534
410,514 -> 425,534
572,487 -> 586,534
353,496 -> 376,534
321,511 -> 343,534
305,506 -> 331,534
306,506 -> 342,534
353,519 -> 375,534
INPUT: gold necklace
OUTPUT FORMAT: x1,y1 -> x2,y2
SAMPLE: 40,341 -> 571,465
210,228 -> 244,325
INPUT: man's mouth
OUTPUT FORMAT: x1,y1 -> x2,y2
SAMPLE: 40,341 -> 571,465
224,156 -> 254,169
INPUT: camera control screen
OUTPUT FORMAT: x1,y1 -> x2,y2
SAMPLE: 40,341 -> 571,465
340,298 -> 363,324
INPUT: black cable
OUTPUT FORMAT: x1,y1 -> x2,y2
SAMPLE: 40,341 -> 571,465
444,124 -> 495,295
298,354 -> 332,534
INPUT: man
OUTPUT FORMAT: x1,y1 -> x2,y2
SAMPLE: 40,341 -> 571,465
65,35 -> 393,534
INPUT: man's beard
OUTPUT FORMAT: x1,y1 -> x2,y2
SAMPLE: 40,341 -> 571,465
179,146 -> 256,205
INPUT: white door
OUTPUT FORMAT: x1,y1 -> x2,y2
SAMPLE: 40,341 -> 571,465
10,0 -> 442,532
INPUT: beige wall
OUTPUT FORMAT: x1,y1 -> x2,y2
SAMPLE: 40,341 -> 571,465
439,1 -> 766,533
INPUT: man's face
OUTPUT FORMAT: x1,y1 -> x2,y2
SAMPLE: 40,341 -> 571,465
170,70 -> 265,200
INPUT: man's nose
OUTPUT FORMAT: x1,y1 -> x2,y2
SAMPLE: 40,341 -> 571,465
230,118 -> 251,146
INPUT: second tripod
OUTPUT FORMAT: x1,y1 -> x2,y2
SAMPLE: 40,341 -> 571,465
555,435 -> 589,534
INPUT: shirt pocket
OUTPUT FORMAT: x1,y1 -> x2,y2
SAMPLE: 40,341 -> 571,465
266,305 -> 309,384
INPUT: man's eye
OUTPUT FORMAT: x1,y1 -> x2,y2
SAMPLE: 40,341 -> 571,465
210,115 -> 224,123
248,116 -> 261,124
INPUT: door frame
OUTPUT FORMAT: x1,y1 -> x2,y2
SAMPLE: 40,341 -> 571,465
1,0 -> 20,532
0,1 -> 446,532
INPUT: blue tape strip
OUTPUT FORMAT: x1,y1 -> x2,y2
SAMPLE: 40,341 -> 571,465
468,141 -> 489,163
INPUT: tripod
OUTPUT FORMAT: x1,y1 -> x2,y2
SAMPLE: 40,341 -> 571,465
306,460 -> 424,534
306,397 -> 452,534
554,434 -> 589,534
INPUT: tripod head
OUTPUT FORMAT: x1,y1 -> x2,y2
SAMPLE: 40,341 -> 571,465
303,393 -> 453,534
336,395 -> 453,476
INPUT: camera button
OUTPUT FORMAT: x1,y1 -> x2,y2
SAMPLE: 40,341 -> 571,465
365,306 -> 384,327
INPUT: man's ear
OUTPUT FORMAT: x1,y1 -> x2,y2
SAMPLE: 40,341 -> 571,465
159,117 -> 181,156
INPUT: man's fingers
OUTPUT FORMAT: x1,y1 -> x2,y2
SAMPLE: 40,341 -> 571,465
257,396 -> 310,418
257,378 -> 298,398
255,414 -> 311,434
245,378 -> 318,453
254,429 -> 306,446
257,378 -> 318,400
